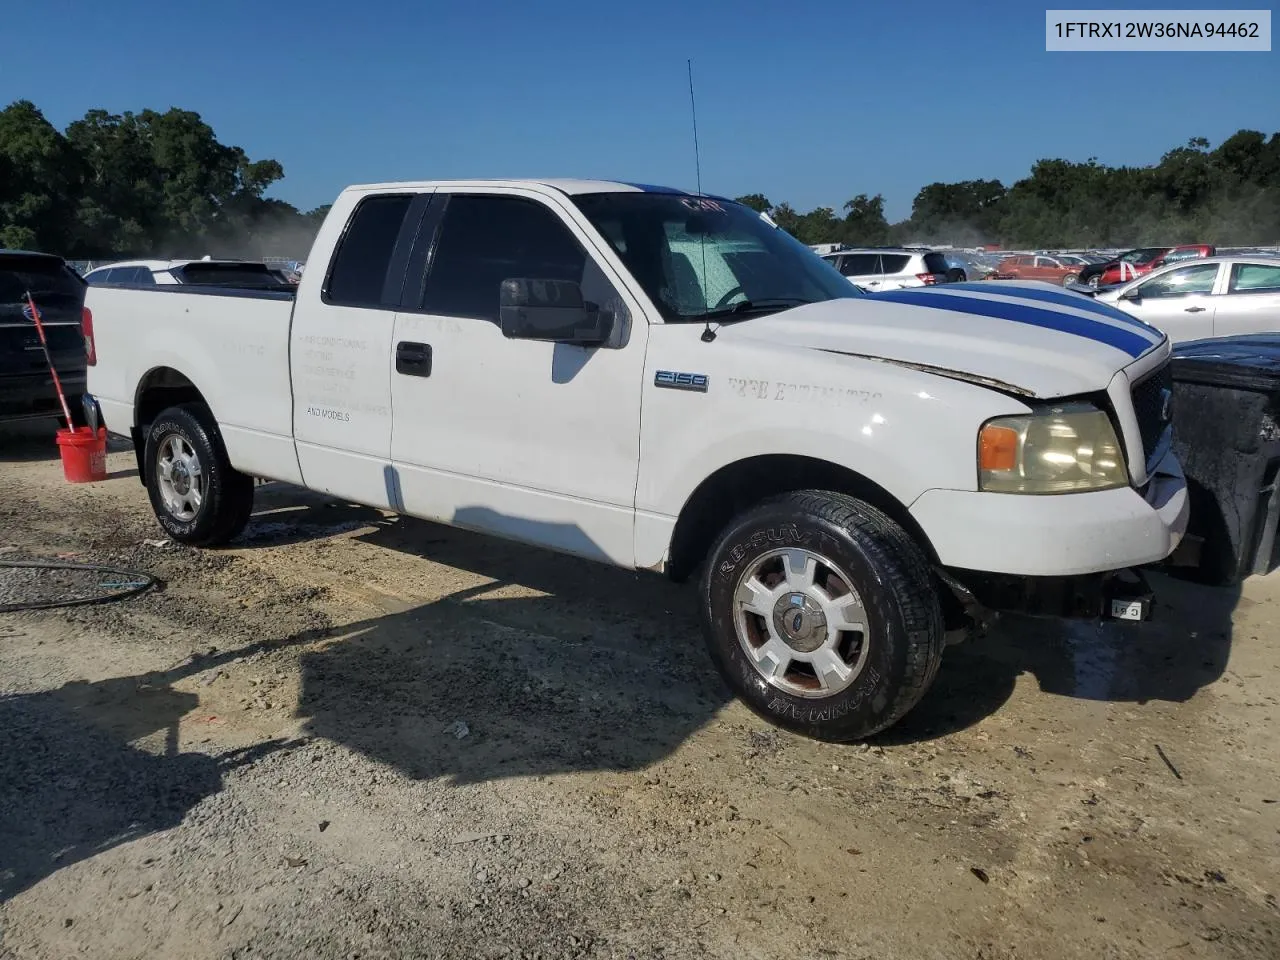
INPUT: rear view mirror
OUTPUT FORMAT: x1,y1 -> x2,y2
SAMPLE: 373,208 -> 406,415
499,279 -> 612,346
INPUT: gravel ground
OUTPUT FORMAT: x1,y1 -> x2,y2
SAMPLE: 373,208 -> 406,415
1,421 -> 1278,959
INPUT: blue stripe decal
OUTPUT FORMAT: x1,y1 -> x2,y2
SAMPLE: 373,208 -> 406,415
942,282 -> 1159,334
870,289 -> 1154,358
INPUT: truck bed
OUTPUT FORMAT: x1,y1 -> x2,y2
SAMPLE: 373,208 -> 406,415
86,283 -> 301,483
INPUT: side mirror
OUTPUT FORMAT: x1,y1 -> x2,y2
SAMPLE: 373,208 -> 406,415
499,279 -> 612,346
1151,258 -> 1166,268
1119,286 -> 1141,301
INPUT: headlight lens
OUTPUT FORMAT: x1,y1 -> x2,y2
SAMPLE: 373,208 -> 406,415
978,404 -> 1128,493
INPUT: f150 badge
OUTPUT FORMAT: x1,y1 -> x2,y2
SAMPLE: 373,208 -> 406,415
655,370 -> 709,393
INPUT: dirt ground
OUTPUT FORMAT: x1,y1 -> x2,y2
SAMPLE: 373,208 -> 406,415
1,423 -> 1277,960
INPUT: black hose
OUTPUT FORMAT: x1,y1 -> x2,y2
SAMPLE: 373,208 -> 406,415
0,559 -> 158,613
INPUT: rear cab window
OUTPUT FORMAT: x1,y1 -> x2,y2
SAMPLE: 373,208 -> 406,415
175,262 -> 288,289
324,194 -> 418,309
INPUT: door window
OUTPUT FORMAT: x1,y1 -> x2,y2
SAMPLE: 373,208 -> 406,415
879,254 -> 910,274
421,194 -> 623,325
1228,262 -> 1280,295
1135,263 -> 1219,299
324,194 -> 415,309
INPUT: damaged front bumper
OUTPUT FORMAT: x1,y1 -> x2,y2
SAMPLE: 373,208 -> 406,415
939,565 -> 1157,627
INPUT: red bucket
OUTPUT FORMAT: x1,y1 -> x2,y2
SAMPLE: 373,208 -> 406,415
55,426 -> 108,483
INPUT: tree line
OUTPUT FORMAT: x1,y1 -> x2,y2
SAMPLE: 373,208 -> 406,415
736,129 -> 1280,249
0,100 -> 324,260
3,99 -> 1278,261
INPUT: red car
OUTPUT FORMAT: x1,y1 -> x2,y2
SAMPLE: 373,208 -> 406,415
992,254 -> 1086,286
1097,244 -> 1214,287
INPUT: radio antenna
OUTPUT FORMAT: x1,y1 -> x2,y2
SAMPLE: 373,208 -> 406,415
688,58 -> 717,343
687,58 -> 703,198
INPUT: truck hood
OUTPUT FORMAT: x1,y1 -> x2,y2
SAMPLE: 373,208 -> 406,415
720,282 -> 1166,398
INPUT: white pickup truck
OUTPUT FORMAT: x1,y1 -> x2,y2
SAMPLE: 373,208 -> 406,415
84,179 -> 1189,741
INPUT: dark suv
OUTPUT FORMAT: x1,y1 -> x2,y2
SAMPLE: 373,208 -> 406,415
0,250 -> 88,425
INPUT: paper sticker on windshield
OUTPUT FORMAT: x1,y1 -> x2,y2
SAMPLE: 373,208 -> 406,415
680,197 -> 725,213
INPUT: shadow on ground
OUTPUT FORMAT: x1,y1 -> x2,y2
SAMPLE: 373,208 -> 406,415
293,509 -> 728,785
231,483 -> 388,548
0,648 -> 298,903
0,421 -> 133,465
249,490 -> 1245,767
210,484 -> 1251,766
0,420 -> 64,463
875,572 -> 1242,744
0,484 -> 1248,897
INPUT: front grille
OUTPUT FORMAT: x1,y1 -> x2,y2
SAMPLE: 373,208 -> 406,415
1131,361 -> 1173,472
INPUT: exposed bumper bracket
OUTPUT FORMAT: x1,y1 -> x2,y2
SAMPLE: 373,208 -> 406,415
940,566 -> 1155,624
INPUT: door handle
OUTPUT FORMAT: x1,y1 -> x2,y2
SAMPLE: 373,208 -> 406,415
1184,305 -> 1206,313
396,341 -> 432,377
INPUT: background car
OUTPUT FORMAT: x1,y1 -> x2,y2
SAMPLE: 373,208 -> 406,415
821,247 -> 954,289
1096,244 -> 1214,287
0,249 -> 87,425
944,252 -> 996,281
83,258 -> 295,290
1090,241 -> 1218,288
1078,247 -> 1169,287
1095,255 -> 1280,343
992,253 -> 1086,286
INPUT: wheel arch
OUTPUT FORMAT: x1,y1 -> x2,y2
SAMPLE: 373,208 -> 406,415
131,367 -> 212,482
664,453 -> 940,584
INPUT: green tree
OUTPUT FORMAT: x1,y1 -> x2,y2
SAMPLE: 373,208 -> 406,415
0,100 -> 78,251
734,193 -> 772,213
841,194 -> 890,245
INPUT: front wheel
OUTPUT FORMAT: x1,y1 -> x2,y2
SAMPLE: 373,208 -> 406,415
144,404 -> 254,547
699,491 -> 945,741
1062,273 -> 1080,287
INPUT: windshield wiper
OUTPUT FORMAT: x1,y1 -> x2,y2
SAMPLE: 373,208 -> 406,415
693,297 -> 815,322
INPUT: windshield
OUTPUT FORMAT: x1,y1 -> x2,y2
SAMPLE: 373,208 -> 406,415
570,193 -> 859,321
1119,247 -> 1166,264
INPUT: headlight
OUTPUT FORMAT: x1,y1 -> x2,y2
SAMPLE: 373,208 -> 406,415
978,403 -> 1128,493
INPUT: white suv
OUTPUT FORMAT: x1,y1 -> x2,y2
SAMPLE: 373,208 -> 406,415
821,247 -> 954,290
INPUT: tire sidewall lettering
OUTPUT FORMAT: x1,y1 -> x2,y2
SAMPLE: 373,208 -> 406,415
704,503 -> 916,740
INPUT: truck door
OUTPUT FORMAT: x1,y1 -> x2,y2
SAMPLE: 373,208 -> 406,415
290,191 -> 432,507
388,189 -> 648,566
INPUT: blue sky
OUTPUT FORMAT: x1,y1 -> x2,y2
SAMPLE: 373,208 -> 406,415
3,0 -> 1276,220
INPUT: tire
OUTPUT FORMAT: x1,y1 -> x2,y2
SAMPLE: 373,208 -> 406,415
1062,273 -> 1079,287
1087,274 -> 1101,288
144,404 -> 254,547
699,490 -> 945,742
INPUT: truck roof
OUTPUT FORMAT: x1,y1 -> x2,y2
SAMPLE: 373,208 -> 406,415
342,178 -> 731,201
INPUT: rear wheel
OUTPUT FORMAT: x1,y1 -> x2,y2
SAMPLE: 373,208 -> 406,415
144,404 -> 254,547
1062,273 -> 1080,287
699,491 -> 945,741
